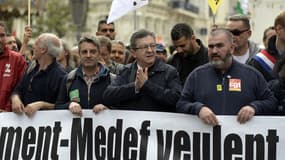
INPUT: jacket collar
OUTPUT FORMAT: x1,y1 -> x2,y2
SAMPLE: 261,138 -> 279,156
77,63 -> 110,79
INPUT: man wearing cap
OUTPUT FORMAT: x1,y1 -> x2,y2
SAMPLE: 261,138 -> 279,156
155,43 -> 167,63
11,33 -> 67,117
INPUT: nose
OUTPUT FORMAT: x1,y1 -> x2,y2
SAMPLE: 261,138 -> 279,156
115,52 -> 120,57
86,51 -> 93,57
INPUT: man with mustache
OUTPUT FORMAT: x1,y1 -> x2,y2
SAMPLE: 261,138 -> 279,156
176,28 -> 277,126
168,23 -> 208,84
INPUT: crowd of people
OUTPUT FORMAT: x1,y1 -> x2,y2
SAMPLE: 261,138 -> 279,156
1,11 -> 285,126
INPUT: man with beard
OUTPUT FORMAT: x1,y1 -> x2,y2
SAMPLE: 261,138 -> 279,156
168,23 -> 208,84
176,28 -> 277,126
96,19 -> 116,40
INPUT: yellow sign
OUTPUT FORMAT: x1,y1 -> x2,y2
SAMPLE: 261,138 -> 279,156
216,84 -> 222,91
208,0 -> 222,15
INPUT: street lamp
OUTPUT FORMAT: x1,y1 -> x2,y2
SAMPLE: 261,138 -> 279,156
69,0 -> 88,41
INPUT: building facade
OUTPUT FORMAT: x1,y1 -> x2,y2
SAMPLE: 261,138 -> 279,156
87,0 -> 210,46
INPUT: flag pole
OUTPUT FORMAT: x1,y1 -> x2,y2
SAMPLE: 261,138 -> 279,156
28,0 -> 31,26
134,10 -> 137,31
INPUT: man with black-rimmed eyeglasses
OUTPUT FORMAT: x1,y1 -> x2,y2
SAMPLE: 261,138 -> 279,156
226,14 -> 261,64
103,29 -> 182,112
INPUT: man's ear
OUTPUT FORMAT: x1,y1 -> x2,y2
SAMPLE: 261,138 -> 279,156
191,35 -> 196,41
41,47 -> 48,54
275,24 -> 283,33
230,43 -> 235,55
130,49 -> 137,58
247,30 -> 252,38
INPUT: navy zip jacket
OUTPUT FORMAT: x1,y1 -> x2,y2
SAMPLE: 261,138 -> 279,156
177,60 -> 277,115
13,60 -> 66,106
55,64 -> 111,109
103,58 -> 182,112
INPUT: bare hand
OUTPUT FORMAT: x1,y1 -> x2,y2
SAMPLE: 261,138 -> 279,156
237,105 -> 255,124
198,106 -> 219,126
135,68 -> 148,91
24,102 -> 42,117
23,26 -> 32,44
11,96 -> 25,114
93,104 -> 109,114
69,102 -> 82,116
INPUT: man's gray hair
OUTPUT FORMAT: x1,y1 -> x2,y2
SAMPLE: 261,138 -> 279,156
38,33 -> 63,58
210,28 -> 233,44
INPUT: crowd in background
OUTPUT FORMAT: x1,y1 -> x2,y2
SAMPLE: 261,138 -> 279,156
1,10 -> 285,126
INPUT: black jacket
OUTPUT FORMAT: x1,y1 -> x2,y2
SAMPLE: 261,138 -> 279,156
103,58 -> 182,112
268,78 -> 285,114
13,60 -> 67,106
167,39 -> 208,84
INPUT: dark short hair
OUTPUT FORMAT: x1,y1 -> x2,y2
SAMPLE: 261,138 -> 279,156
78,35 -> 100,52
227,14 -> 250,29
171,23 -> 194,41
274,11 -> 285,28
263,26 -> 275,42
130,29 -> 155,49
97,19 -> 115,31
6,33 -> 22,49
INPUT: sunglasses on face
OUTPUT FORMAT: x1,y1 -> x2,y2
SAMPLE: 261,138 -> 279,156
228,28 -> 249,36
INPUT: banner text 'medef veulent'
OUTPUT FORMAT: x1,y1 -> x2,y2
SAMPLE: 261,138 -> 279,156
0,118 -> 279,160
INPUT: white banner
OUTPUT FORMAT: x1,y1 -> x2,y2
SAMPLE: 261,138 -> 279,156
0,110 -> 282,160
107,0 -> 148,24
